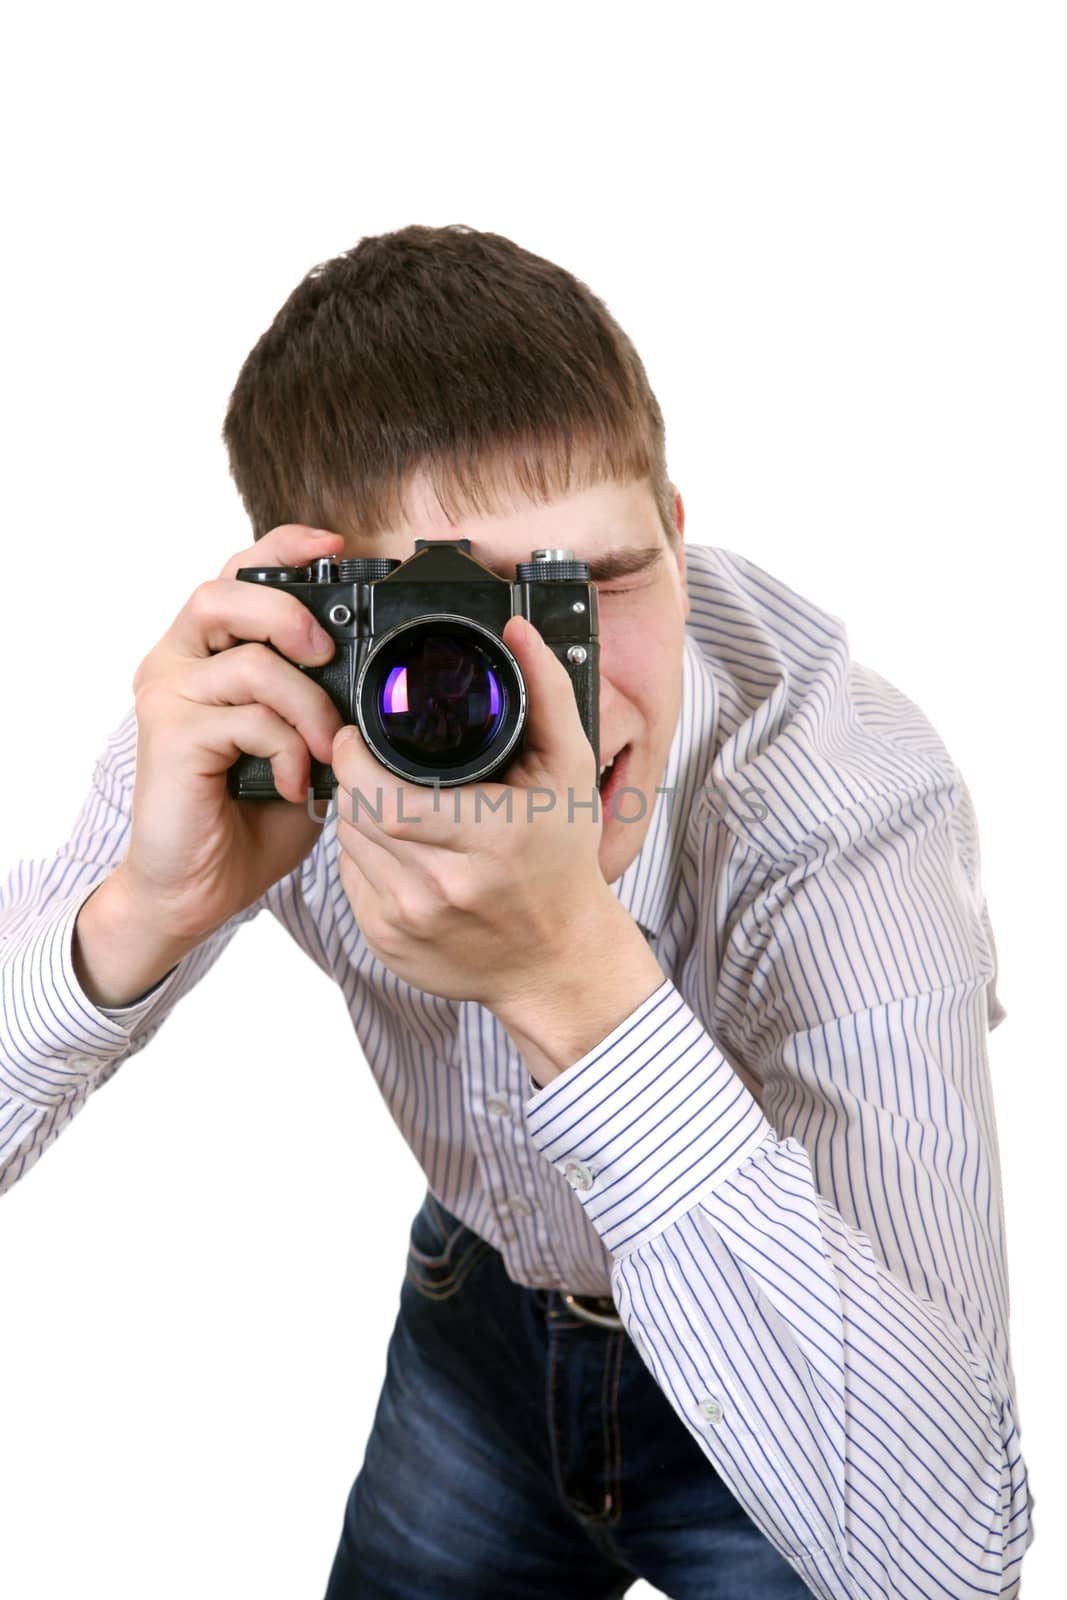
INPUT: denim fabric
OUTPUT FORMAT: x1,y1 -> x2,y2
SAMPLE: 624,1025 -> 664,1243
323,1189 -> 815,1599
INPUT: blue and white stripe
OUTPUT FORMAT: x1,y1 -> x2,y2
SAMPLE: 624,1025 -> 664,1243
0,542 -> 1033,1596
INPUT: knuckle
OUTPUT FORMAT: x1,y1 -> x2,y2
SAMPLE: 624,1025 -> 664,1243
187,579 -> 216,619
131,653 -> 153,697
261,523 -> 293,544
272,594 -> 315,647
246,702 -> 280,740
438,868 -> 473,912
371,925 -> 400,963
234,639 -> 272,674
360,899 -> 397,955
417,862 -> 454,911
390,883 -> 435,934
219,546 -> 253,582
382,810 -> 413,843
391,882 -> 429,932
133,677 -> 167,722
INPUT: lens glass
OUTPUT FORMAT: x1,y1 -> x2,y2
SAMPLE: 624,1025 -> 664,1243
374,631 -> 506,767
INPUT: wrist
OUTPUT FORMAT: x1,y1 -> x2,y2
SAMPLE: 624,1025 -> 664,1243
494,896 -> 665,1086
72,866 -> 201,1009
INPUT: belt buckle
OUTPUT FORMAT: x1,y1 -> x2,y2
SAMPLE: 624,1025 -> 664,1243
561,1291 -> 624,1330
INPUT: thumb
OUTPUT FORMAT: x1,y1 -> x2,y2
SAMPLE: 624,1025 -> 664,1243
502,614 -> 594,773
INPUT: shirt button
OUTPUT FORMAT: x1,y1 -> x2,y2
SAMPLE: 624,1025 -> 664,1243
506,1195 -> 533,1216
486,1096 -> 511,1117
564,1161 -> 594,1191
698,1396 -> 724,1425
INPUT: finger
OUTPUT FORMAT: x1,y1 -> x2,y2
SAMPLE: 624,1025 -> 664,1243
500,615 -> 595,778
332,725 -> 465,848
336,783 -> 447,866
218,524 -> 344,583
336,820 -> 394,899
162,576 -> 339,666
332,723 -> 524,850
151,699 -> 317,805
178,643 -> 344,765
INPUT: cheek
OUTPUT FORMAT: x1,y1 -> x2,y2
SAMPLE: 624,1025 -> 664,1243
599,609 -> 657,661
599,600 -> 686,664
598,613 -> 685,717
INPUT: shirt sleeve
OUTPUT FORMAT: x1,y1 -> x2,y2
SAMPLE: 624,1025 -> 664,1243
524,789 -> 1033,1597
0,705 -> 264,1197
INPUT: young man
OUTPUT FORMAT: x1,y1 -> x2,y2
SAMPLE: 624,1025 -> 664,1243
0,225 -> 1032,1597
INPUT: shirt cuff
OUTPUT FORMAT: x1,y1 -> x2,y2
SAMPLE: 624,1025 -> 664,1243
523,979 -> 773,1258
96,968 -> 180,1018
0,883 -> 182,1105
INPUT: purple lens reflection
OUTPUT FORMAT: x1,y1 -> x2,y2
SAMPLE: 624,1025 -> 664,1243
382,664 -> 409,715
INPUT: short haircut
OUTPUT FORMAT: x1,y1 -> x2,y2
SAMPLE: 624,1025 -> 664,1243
222,223 -> 677,546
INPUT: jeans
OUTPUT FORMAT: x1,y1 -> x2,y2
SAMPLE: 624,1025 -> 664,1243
323,1189 -> 815,1599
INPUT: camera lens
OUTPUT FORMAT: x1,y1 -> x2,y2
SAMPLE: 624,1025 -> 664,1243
357,618 -> 526,785
379,639 -> 503,761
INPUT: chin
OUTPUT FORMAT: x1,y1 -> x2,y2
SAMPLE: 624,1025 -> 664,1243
597,746 -> 657,884
598,819 -> 649,886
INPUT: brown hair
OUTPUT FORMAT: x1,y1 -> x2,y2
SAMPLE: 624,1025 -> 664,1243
222,223 -> 677,546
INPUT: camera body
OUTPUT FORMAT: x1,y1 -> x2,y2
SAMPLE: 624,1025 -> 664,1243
227,539 -> 599,800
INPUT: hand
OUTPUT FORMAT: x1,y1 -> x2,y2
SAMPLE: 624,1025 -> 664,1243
332,613 -> 617,1013
115,523 -> 347,945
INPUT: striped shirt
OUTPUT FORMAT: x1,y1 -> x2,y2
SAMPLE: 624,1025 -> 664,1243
0,541 -> 1033,1597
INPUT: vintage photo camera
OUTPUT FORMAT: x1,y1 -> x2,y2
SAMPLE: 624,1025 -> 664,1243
227,539 -> 600,800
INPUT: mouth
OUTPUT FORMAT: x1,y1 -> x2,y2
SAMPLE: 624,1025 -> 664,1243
597,744 -> 631,806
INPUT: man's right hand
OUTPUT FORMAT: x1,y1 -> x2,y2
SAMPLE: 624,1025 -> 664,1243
73,524 -> 348,1007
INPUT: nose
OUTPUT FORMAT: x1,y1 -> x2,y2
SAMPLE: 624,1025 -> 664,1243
594,667 -> 627,751
596,653 -> 625,708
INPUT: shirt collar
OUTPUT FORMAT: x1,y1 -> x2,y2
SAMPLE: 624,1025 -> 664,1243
610,633 -> 717,937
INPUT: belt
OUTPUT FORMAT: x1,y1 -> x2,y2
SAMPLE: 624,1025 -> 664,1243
560,1291 -> 624,1330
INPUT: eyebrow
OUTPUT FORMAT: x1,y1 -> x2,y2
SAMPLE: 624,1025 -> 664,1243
585,546 -> 664,583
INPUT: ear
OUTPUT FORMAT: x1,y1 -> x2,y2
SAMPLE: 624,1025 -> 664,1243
672,484 -> 686,542
670,483 -> 689,620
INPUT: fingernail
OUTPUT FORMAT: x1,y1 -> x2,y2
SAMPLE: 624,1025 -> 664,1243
310,623 -> 333,655
310,528 -> 339,538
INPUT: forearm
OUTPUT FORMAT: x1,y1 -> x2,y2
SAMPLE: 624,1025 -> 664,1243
0,702 -> 260,1198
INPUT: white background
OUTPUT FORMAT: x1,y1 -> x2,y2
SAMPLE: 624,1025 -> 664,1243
0,4 -> 1062,1596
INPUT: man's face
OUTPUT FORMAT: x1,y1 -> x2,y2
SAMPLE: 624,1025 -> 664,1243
340,473 -> 689,886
